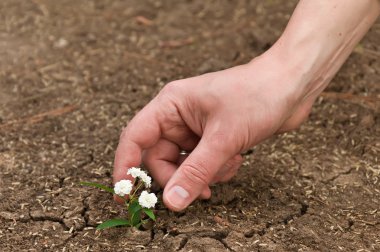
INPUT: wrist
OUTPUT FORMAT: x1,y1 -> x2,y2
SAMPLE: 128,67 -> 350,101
261,0 -> 380,101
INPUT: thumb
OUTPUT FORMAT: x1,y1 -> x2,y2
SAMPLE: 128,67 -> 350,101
163,133 -> 234,211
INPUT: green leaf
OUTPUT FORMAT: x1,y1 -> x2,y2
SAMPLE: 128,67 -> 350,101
80,182 -> 114,194
143,208 -> 156,221
128,200 -> 142,215
96,219 -> 130,230
131,209 -> 142,227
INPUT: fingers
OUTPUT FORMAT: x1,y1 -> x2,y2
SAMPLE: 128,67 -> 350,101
143,139 -> 179,188
113,100 -> 161,184
162,126 -> 200,151
143,138 -> 211,199
163,131 -> 235,211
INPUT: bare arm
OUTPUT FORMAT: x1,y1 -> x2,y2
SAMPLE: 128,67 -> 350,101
270,0 -> 380,102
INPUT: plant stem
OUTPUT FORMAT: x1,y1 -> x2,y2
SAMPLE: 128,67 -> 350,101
129,180 -> 144,200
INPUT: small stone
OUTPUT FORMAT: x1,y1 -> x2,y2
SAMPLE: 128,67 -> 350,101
360,114 -> 374,127
55,38 -> 69,48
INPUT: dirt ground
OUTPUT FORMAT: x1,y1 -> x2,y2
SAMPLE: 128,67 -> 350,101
1,0 -> 379,251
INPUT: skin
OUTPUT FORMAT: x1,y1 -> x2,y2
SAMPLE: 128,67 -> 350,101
114,0 -> 380,211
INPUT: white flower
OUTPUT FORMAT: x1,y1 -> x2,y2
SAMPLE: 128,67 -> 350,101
127,167 -> 144,178
140,173 -> 152,188
138,191 -> 157,209
127,167 -> 152,187
114,180 -> 133,197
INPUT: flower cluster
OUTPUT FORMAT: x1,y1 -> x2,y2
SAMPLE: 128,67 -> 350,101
138,190 -> 158,208
127,167 -> 152,188
114,167 -> 157,209
114,180 -> 132,197
80,167 -> 158,230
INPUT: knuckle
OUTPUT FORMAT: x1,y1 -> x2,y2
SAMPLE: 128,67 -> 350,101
160,81 -> 181,96
156,81 -> 183,108
182,162 -> 211,187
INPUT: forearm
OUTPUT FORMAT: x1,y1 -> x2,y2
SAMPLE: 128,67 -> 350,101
268,0 -> 380,101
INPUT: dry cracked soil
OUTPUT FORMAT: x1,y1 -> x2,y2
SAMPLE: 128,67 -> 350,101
0,0 -> 379,251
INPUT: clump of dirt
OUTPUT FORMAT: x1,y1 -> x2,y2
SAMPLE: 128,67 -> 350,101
1,0 -> 379,251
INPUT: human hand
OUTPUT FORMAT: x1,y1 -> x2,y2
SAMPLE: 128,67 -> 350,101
113,52 -> 315,211
114,0 -> 379,211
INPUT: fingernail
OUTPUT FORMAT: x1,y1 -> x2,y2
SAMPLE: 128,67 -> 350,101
166,185 -> 190,210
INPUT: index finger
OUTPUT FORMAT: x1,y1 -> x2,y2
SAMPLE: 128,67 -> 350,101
113,100 -> 161,184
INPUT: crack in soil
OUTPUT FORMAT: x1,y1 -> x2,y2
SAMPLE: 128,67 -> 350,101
158,226 -> 234,251
253,202 -> 310,237
47,195 -> 95,248
323,168 -> 355,183
28,210 -> 69,231
281,202 -> 309,226
58,177 -> 65,188
80,195 -> 93,230
199,232 -> 234,251
300,202 -> 308,215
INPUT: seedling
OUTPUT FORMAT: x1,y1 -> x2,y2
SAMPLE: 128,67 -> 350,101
81,167 -> 157,230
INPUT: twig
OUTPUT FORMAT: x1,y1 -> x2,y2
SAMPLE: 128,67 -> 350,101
356,219 -> 379,226
214,216 -> 231,227
0,104 -> 77,129
159,37 -> 194,48
135,16 -> 153,26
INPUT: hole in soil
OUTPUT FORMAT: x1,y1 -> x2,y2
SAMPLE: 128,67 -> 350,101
59,177 -> 65,188
169,229 -> 180,236
265,222 -> 272,228
161,227 -> 167,234
283,215 -> 293,225
244,230 -> 255,238
227,197 -> 239,206
258,229 -> 265,236
177,236 -> 188,251
347,219 -> 354,229
300,203 -> 309,215
175,212 -> 186,218
162,226 -> 180,237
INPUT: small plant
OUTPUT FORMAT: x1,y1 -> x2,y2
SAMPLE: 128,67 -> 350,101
80,167 -> 157,230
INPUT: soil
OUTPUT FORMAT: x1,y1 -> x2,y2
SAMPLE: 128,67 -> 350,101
0,0 -> 379,251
